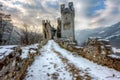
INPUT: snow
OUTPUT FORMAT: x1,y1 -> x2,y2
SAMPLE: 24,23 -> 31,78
0,45 -> 17,49
20,44 -> 39,59
25,40 -> 120,80
112,47 -> 120,53
30,49 -> 37,53
22,44 -> 39,50
106,34 -> 120,39
0,45 -> 17,59
0,44 -> 39,60
99,31 -> 105,34
110,47 -> 120,59
108,54 -> 120,59
24,41 -> 72,80
20,48 -> 29,59
52,40 -> 120,80
98,39 -> 109,42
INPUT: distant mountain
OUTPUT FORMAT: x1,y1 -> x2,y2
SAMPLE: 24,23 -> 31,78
76,22 -> 120,48
75,27 -> 105,45
0,20 -> 22,45
75,29 -> 97,45
9,26 -> 22,45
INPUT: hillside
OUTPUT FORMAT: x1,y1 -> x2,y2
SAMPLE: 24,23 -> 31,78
76,22 -> 120,48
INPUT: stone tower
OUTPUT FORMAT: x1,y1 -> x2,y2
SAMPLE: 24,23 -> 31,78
61,2 -> 75,41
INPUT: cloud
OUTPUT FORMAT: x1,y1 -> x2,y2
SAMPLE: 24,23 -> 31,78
90,0 -> 120,28
0,0 -> 120,30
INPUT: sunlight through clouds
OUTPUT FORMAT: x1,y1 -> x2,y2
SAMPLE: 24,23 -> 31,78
0,0 -> 120,30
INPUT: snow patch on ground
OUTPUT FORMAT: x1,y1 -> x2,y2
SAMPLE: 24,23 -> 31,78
20,48 -> 29,59
0,45 -> 17,59
20,44 -> 39,59
112,47 -> 120,53
52,40 -> 120,80
108,54 -> 120,59
24,41 -> 72,80
25,40 -> 120,80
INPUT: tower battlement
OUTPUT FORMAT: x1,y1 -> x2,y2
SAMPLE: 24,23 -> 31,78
61,2 -> 74,15
42,20 -> 50,25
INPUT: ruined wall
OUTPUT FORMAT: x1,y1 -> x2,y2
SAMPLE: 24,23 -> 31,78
42,20 -> 56,40
0,40 -> 47,80
56,38 -> 120,71
42,20 -> 52,39
60,2 -> 75,41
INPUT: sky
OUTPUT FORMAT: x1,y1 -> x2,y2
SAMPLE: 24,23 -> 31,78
0,0 -> 120,30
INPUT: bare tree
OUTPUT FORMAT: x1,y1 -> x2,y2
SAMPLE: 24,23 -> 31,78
21,24 -> 29,45
21,24 -> 42,45
29,25 -> 42,44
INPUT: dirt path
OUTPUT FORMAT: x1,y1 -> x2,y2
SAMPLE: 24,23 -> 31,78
53,49 -> 91,80
24,40 -> 73,80
24,40 -> 90,80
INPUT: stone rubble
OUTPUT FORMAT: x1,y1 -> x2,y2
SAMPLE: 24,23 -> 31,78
56,37 -> 120,71
0,40 -> 47,80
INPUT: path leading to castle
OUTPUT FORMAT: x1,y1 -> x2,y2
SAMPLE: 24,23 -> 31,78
24,40 -> 120,80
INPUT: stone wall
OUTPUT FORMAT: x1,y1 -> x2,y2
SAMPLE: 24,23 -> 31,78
56,38 -> 120,71
0,40 -> 47,80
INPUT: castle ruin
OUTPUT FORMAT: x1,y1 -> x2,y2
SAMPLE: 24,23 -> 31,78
42,20 -> 56,40
60,2 -> 75,41
43,2 -> 75,42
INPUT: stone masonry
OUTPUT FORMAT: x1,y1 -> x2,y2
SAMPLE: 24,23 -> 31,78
42,20 -> 56,40
60,2 -> 75,41
56,37 -> 120,71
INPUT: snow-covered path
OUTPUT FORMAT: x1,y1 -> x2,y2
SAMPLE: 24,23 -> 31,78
24,40 -> 120,80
